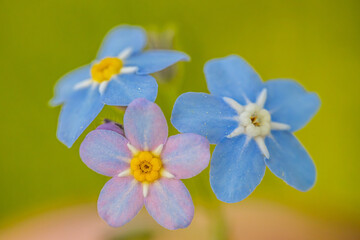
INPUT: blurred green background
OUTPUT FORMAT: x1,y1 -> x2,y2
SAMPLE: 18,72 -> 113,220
0,0 -> 359,235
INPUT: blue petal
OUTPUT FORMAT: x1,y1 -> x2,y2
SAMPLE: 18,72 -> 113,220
96,25 -> 147,59
204,55 -> 264,104
57,86 -> 104,147
50,65 -> 91,106
210,135 -> 265,203
171,92 -> 238,144
265,79 -> 320,132
125,50 -> 190,75
102,74 -> 158,106
265,131 -> 316,191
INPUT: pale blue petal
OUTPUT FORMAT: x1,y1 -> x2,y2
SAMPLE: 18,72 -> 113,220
210,135 -> 265,203
171,93 -> 238,144
56,86 -> 104,147
204,55 -> 264,104
50,65 -> 91,106
125,50 -> 190,75
265,131 -> 316,191
265,79 -> 321,131
102,74 -> 158,106
96,25 -> 147,59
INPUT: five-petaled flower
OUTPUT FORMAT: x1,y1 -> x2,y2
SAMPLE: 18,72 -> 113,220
50,25 -> 189,148
171,55 -> 320,203
80,98 -> 210,229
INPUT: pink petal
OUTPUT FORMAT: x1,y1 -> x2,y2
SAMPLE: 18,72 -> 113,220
98,177 -> 144,227
145,179 -> 194,230
124,98 -> 168,151
161,133 -> 210,179
80,130 -> 132,177
96,121 -> 124,136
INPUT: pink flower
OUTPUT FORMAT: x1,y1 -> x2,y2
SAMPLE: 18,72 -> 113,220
80,98 -> 210,230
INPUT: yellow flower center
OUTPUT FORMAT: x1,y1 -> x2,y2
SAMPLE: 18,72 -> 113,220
130,151 -> 162,182
91,57 -> 123,83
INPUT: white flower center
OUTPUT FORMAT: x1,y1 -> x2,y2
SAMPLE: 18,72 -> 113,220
223,88 -> 291,159
239,103 -> 271,137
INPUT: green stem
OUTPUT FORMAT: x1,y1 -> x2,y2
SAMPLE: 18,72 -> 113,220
209,204 -> 228,240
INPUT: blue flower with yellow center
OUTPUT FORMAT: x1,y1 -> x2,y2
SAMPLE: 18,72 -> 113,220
50,25 -> 189,147
171,55 -> 320,203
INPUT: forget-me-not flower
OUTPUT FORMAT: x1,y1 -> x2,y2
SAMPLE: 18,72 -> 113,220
50,25 -> 189,148
80,98 -> 210,229
171,55 -> 320,203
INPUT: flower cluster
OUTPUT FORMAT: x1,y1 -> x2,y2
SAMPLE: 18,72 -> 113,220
51,25 -> 320,230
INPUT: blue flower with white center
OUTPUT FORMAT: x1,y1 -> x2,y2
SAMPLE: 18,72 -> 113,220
171,55 -> 320,203
50,25 -> 189,148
